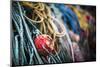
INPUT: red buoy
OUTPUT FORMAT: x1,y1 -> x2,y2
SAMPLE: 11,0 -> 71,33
34,34 -> 55,56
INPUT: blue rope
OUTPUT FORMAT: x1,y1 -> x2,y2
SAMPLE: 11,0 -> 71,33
55,4 -> 81,35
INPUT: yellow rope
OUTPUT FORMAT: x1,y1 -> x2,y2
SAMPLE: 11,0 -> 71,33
20,2 -> 67,53
70,6 -> 89,31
